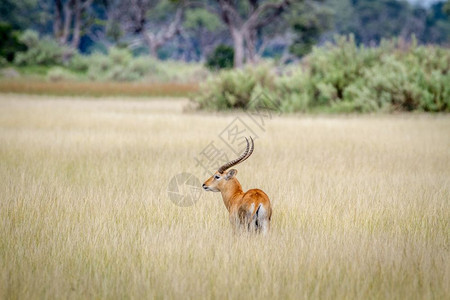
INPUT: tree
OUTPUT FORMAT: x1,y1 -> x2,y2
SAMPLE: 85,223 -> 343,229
0,0 -> 42,30
206,44 -> 234,69
53,0 -> 96,49
210,0 -> 292,68
422,2 -> 450,44
325,0 -> 450,45
288,1 -> 331,57
115,0 -> 187,57
444,0 -> 450,16
0,23 -> 26,62
183,8 -> 224,60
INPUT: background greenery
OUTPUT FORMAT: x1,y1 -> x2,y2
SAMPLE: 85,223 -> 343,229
194,36 -> 450,113
0,0 -> 449,112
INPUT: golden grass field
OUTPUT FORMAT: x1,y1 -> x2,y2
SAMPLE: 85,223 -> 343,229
0,94 -> 449,299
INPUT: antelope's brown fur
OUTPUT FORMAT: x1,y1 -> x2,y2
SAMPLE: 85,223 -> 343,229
202,138 -> 272,234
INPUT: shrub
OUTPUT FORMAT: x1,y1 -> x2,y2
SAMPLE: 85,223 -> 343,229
108,47 -> 132,66
69,53 -> 90,72
106,65 -> 141,82
194,64 -> 274,110
193,36 -> 450,113
18,30 -> 39,48
14,30 -> 68,66
127,56 -> 156,77
340,46 -> 450,112
206,45 -> 234,70
274,69 -> 311,112
86,48 -> 143,81
86,52 -> 114,80
83,48 -> 209,82
47,67 -> 75,82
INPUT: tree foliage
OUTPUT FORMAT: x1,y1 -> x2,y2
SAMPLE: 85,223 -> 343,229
0,23 -> 26,62
183,8 -> 224,60
0,0 -> 44,30
0,0 -> 449,67
326,0 -> 450,45
206,45 -> 234,70
288,1 -> 332,57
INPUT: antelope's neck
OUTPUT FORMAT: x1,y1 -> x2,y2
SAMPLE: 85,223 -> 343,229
220,178 -> 244,212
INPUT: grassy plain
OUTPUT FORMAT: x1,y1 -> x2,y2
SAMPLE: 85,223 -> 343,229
0,94 -> 449,299
0,80 -> 198,97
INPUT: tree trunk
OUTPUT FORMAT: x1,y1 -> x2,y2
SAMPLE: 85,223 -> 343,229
53,0 -> 63,39
214,0 -> 290,68
143,32 -> 159,58
71,0 -> 81,49
231,29 -> 245,68
245,28 -> 258,64
60,0 -> 73,45
149,44 -> 158,57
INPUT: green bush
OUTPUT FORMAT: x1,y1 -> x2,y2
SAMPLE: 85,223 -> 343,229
14,30 -> 68,66
69,53 -> 90,72
108,47 -> 132,66
127,56 -> 156,77
86,52 -> 113,80
82,47 -> 208,82
85,48 -> 147,81
9,40 -> 209,83
47,67 -> 75,82
195,64 -> 274,110
338,45 -> 450,112
193,36 -> 450,113
206,45 -> 234,70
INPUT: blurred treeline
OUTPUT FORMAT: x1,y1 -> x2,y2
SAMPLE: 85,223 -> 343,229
1,0 -> 449,112
1,0 -> 449,68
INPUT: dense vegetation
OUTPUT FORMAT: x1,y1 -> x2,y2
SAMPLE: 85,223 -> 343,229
0,30 -> 207,83
193,36 -> 450,113
0,1 -> 449,112
0,0 -> 449,65
206,45 -> 234,70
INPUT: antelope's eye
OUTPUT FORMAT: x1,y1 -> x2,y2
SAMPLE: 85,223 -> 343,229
214,175 -> 220,180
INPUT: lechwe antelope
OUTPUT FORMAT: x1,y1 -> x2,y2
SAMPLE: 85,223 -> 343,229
202,137 -> 272,234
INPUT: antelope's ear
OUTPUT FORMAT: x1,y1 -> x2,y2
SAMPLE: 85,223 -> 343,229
225,169 -> 237,180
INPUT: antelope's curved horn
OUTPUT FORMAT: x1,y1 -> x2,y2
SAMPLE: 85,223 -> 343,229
218,137 -> 254,174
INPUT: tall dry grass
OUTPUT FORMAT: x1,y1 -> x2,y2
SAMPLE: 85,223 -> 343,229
0,94 -> 449,299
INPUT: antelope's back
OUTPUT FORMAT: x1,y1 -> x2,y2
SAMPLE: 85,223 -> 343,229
241,188 -> 272,220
